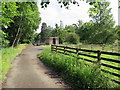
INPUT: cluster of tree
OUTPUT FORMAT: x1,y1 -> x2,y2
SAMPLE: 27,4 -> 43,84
1,1 -> 119,47
1,2 -> 41,47
34,22 -> 80,44
37,1 -> 120,45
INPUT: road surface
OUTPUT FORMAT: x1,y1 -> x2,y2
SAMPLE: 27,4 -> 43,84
2,45 -> 68,88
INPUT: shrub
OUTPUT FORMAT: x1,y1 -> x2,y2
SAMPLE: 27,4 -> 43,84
66,33 -> 80,44
38,48 -> 117,89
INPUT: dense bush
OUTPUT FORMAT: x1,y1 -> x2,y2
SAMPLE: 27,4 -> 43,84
38,48 -> 117,89
66,33 -> 80,44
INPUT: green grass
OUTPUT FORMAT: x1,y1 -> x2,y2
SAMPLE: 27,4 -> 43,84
0,44 -> 26,83
38,48 -> 119,89
62,44 -> 119,53
56,47 -> 120,83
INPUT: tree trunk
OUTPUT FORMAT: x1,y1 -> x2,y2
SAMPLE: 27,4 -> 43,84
16,31 -> 22,46
12,25 -> 21,47
12,18 -> 22,47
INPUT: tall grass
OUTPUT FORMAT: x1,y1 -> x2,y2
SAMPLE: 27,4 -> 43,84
38,48 -> 118,89
0,44 -> 26,83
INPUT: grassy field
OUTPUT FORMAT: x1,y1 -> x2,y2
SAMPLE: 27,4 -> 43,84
38,47 -> 120,89
61,44 -> 119,53
0,44 -> 26,83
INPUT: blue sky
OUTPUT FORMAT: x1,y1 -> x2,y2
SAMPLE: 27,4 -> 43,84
37,0 -> 118,33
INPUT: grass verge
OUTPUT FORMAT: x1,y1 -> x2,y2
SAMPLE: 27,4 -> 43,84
38,48 -> 119,89
0,44 -> 26,83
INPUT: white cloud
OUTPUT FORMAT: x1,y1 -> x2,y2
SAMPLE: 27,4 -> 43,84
108,0 -> 118,25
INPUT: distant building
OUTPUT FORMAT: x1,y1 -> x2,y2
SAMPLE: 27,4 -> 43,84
60,20 -> 64,28
45,37 -> 59,45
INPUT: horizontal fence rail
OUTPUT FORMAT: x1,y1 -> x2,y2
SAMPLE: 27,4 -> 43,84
51,45 -> 120,84
62,44 -> 119,53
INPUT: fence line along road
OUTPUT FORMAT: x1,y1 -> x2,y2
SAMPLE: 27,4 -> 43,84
62,44 -> 119,53
51,44 -> 120,84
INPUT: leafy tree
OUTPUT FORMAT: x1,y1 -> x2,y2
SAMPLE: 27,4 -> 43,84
66,33 -> 80,44
73,20 -> 83,33
76,22 -> 94,43
59,29 -> 67,43
64,25 -> 76,33
33,33 -> 41,44
1,2 -> 18,28
3,2 -> 41,47
40,23 -> 48,42
50,24 -> 73,44
88,1 -> 116,44
1,2 -> 18,47
51,24 -> 61,37
115,26 -> 120,40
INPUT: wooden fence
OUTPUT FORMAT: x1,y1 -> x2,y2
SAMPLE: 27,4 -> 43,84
51,45 -> 120,84
62,44 -> 119,53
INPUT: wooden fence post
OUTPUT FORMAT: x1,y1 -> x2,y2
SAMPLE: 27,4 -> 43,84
51,45 -> 53,52
76,48 -> 79,66
76,48 -> 79,58
97,50 -> 101,68
55,45 -> 57,53
64,46 -> 66,54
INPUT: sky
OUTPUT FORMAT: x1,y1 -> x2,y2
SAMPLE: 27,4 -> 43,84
37,0 -> 118,33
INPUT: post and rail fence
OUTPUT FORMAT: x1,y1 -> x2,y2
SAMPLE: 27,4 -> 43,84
51,44 -> 120,84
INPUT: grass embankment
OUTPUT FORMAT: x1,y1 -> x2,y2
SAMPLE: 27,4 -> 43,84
0,44 -> 26,83
38,48 -> 119,89
56,47 -> 120,83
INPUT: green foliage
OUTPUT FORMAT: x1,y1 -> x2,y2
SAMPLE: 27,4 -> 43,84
76,22 -> 94,43
2,2 -> 41,47
50,24 -> 61,37
1,2 -> 18,47
0,44 -> 26,82
0,30 -> 10,47
66,33 -> 80,44
89,2 -> 115,27
78,2 -> 117,44
1,2 -> 18,28
115,26 -> 120,40
64,25 -> 76,33
33,33 -> 41,44
40,23 -> 52,42
38,48 -> 117,89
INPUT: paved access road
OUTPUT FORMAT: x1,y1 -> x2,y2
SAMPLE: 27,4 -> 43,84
2,45 -> 68,88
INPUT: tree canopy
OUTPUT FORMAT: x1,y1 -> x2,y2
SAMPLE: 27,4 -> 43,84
1,2 -> 41,47
1,0 -> 119,47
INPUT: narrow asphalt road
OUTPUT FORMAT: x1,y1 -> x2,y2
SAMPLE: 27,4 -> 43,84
2,45 -> 68,88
